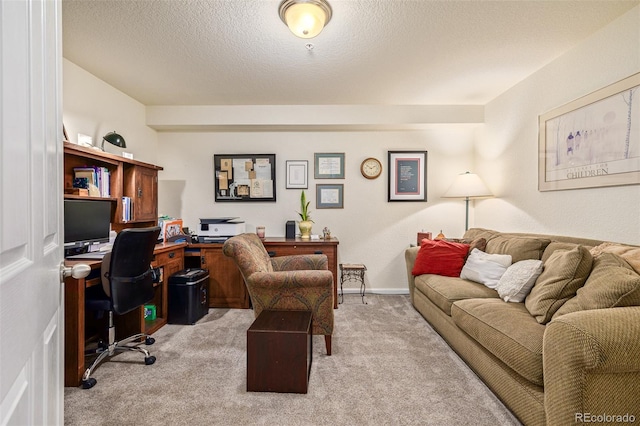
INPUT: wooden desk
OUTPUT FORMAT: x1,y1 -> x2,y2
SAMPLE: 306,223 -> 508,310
63,242 -> 186,387
187,237 -> 340,309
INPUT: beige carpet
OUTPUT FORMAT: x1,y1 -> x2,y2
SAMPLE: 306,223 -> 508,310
64,294 -> 521,425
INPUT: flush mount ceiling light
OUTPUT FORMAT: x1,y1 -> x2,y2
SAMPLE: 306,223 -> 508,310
278,0 -> 332,39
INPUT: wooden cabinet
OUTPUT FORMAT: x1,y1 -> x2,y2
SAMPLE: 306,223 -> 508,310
196,245 -> 250,309
147,243 -> 186,334
262,238 -> 339,308
123,164 -> 158,222
63,142 -> 162,228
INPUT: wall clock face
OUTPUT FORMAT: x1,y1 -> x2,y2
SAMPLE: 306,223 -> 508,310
360,157 -> 382,179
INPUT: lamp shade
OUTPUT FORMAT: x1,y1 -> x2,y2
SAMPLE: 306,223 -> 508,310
442,172 -> 492,199
101,131 -> 126,150
279,0 -> 332,39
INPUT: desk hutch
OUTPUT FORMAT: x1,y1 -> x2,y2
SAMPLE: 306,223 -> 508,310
63,143 -> 186,386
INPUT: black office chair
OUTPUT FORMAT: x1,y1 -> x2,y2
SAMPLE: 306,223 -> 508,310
82,226 -> 161,389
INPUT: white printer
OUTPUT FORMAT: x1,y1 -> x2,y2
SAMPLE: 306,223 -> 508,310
198,218 -> 245,243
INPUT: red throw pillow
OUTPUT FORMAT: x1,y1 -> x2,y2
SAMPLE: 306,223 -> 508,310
412,239 -> 470,277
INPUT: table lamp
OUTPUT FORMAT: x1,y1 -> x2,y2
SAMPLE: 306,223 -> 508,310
442,171 -> 493,231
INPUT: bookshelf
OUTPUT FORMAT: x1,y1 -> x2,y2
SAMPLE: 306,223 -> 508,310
63,142 -> 163,229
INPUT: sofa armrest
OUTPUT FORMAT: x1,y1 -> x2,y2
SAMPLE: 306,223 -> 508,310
543,307 -> 640,424
270,254 -> 328,271
405,247 -> 420,303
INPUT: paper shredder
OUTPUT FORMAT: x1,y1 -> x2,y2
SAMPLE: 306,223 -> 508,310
168,268 -> 209,324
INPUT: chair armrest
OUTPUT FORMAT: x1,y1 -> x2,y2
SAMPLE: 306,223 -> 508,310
249,270 -> 333,289
271,254 -> 328,271
405,247 -> 420,303
543,307 -> 640,424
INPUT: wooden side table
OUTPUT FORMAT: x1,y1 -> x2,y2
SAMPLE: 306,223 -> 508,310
246,310 -> 312,394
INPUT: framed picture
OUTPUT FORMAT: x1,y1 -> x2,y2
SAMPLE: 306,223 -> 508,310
388,151 -> 427,202
161,219 -> 183,243
539,72 -> 640,191
286,160 -> 308,189
316,184 -> 344,209
213,154 -> 276,202
314,152 -> 345,179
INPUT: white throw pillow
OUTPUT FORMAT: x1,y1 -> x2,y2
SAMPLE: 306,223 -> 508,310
460,248 -> 512,289
496,259 -> 544,303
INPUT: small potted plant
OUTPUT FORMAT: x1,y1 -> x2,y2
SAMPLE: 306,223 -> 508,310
298,190 -> 313,239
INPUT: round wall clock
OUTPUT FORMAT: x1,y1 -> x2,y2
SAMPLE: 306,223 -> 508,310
360,157 -> 382,179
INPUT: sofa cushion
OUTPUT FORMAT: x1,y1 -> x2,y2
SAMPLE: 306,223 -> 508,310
451,298 -> 545,387
412,239 -> 470,277
525,245 -> 593,324
462,228 -> 499,242
496,259 -> 544,303
553,253 -> 640,318
414,274 -> 499,316
485,235 -> 551,263
590,242 -> 640,273
460,249 -> 512,289
444,237 -> 488,256
541,241 -> 580,263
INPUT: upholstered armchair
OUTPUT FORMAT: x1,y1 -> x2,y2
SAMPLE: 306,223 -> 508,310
222,233 -> 334,355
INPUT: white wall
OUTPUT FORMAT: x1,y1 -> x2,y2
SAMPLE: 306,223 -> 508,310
477,6 -> 640,245
62,59 -> 158,164
156,127 -> 477,293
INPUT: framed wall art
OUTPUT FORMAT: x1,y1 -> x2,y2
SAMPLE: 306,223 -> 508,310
388,151 -> 427,202
286,160 -> 308,189
316,184 -> 344,209
539,72 -> 640,191
314,152 -> 345,179
213,154 -> 276,202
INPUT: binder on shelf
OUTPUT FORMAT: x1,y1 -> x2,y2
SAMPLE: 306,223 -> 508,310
122,196 -> 132,221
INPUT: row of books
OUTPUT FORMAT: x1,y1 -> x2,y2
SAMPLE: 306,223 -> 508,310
73,166 -> 111,198
122,196 -> 132,222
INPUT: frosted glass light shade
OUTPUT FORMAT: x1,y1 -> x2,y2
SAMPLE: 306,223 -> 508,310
279,0 -> 332,39
443,172 -> 492,199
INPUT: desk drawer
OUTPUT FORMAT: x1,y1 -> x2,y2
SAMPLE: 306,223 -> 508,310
153,249 -> 184,266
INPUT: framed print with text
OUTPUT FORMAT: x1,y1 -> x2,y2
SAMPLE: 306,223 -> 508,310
316,184 -> 344,209
539,72 -> 640,191
314,152 -> 345,179
286,160 -> 308,189
388,151 -> 427,202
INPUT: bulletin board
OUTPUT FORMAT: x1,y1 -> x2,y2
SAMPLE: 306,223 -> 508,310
213,154 -> 276,202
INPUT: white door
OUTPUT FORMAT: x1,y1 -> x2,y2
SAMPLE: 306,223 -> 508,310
0,0 -> 64,424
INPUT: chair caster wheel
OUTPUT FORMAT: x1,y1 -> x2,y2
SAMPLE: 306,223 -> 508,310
145,355 -> 156,365
145,337 -> 155,345
81,378 -> 97,389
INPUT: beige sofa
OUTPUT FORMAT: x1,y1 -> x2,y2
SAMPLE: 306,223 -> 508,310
405,228 -> 640,426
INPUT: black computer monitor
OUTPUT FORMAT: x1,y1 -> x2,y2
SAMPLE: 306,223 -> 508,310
64,199 -> 112,254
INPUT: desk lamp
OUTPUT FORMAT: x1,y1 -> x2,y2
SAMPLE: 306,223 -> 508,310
442,171 -> 493,231
101,131 -> 126,151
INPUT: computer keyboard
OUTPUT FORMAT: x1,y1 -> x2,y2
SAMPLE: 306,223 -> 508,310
66,251 -> 109,260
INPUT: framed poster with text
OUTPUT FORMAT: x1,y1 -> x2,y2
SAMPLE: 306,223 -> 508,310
538,72 -> 640,191
388,151 -> 427,202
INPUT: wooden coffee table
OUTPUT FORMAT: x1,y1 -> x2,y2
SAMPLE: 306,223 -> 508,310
246,310 -> 313,393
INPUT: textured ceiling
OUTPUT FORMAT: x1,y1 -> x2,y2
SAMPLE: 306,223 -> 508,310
62,0 -> 639,106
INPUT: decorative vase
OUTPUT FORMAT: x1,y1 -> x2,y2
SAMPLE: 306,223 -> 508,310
299,220 -> 313,239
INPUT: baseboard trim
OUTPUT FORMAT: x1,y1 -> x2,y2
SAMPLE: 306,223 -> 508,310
340,288 -> 409,295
